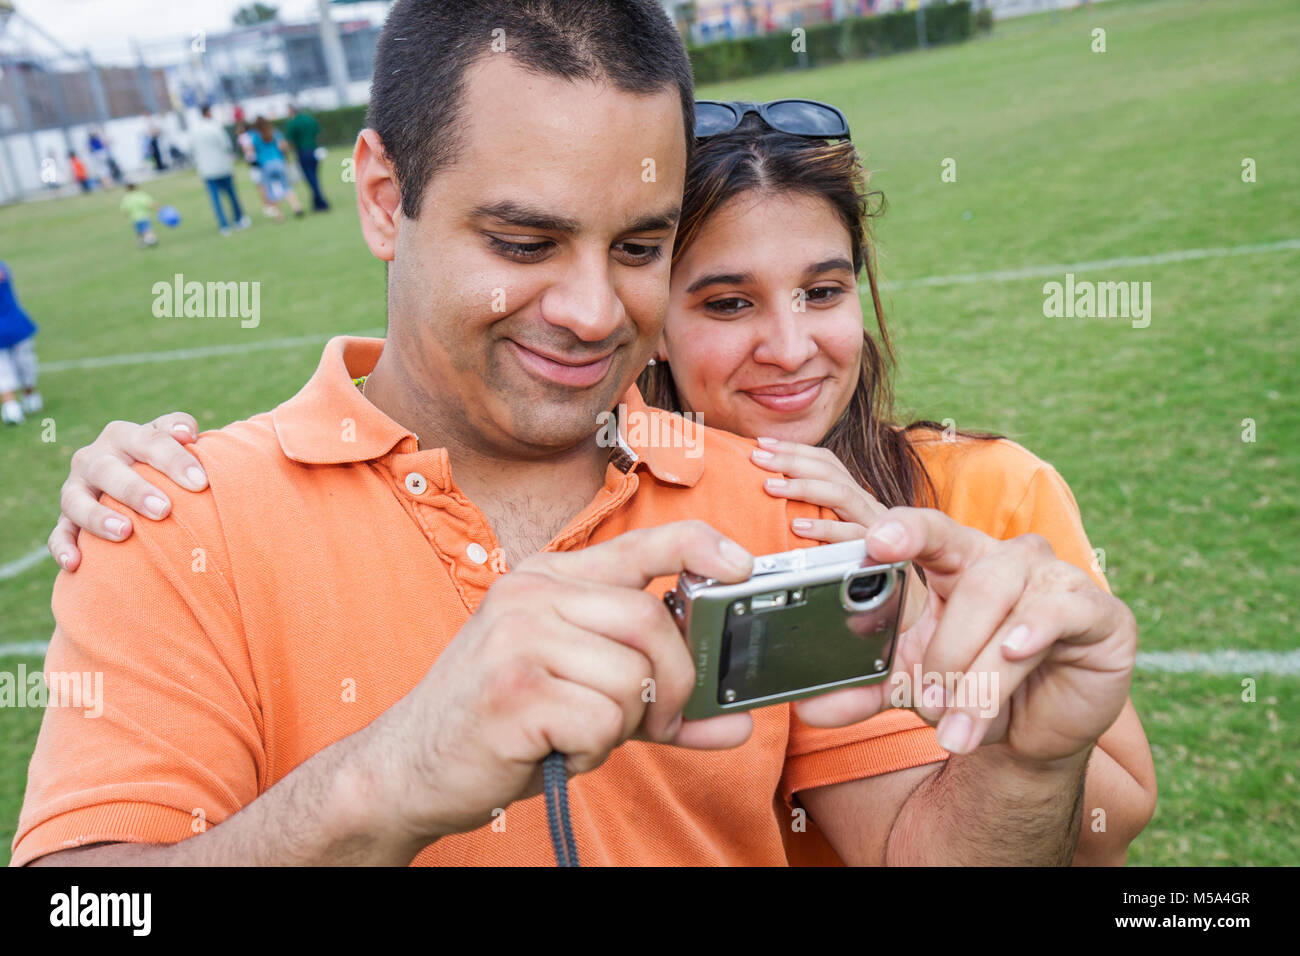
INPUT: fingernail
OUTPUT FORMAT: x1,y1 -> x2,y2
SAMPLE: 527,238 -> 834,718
172,423 -> 195,438
143,494 -> 168,518
1002,624 -> 1030,653
185,467 -> 206,488
756,436 -> 779,448
937,711 -> 973,753
57,553 -> 71,570
105,517 -> 128,539
764,477 -> 787,489
718,537 -> 753,571
868,520 -> 906,549
751,449 -> 774,462
792,518 -> 812,531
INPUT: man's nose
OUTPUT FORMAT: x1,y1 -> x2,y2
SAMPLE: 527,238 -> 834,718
538,248 -> 627,344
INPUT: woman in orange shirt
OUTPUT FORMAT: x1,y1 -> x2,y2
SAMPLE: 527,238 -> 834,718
45,100 -> 1156,865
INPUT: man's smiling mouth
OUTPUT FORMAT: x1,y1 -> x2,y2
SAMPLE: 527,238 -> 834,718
507,340 -> 616,388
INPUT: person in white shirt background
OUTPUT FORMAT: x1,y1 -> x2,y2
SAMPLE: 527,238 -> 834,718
190,105 -> 252,236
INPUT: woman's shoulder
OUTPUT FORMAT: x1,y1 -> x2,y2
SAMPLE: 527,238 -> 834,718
907,426 -> 1052,485
904,427 -> 1078,536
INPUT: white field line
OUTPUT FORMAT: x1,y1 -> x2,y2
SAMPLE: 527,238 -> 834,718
7,238 -> 1299,622
33,238 -> 1300,375
883,238 -> 1300,290
41,328 -> 385,374
0,642 -> 54,658
1,640 -> 1297,675
0,546 -> 48,581
1135,649 -> 1300,676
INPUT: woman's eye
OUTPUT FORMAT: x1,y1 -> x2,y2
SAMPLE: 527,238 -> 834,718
615,242 -> 664,263
805,285 -> 844,303
488,236 -> 551,260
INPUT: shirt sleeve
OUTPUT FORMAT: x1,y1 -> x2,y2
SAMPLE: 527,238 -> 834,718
10,465 -> 264,866
998,458 -> 1110,592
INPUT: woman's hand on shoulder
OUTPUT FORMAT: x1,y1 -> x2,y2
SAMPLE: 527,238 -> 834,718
749,436 -> 889,540
49,412 -> 208,571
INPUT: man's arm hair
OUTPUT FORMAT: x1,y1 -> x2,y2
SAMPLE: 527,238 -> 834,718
884,743 -> 1092,866
799,742 -> 1091,866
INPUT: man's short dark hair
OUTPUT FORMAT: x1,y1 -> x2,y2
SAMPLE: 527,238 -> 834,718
368,0 -> 696,220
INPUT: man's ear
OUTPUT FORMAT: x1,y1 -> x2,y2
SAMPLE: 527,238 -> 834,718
354,128 -> 401,262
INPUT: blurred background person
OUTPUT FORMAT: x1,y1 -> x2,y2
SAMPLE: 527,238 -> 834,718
143,117 -> 166,172
250,116 -> 304,221
284,103 -> 330,212
191,105 -> 251,237
235,119 -> 274,217
68,152 -> 91,192
119,183 -> 158,249
87,127 -> 115,187
0,260 -> 41,426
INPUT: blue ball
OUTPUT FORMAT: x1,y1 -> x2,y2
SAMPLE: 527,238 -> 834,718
158,205 -> 182,228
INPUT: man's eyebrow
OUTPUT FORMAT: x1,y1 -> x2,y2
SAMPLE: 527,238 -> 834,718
624,207 -> 681,234
470,202 -> 680,236
471,200 -> 582,234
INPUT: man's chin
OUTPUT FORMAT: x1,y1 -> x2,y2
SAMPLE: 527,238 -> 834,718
500,389 -> 625,453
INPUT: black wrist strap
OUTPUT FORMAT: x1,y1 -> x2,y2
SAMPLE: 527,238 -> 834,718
542,751 -> 579,867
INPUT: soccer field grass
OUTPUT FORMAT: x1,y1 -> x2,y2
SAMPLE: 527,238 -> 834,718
0,0 -> 1296,865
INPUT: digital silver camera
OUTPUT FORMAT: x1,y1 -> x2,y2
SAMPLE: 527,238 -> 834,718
663,539 -> 908,720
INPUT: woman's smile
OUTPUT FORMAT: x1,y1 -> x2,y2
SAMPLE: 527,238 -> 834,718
738,376 -> 827,413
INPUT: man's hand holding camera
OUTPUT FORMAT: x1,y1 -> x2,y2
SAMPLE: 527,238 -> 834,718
344,520 -> 758,852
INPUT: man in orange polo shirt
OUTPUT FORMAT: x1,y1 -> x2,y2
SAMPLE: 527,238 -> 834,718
14,0 -> 1137,866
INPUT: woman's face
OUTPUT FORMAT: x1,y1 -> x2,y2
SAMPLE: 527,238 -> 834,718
664,189 -> 865,445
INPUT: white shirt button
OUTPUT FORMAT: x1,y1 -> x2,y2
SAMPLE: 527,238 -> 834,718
404,472 -> 427,495
466,543 -> 489,565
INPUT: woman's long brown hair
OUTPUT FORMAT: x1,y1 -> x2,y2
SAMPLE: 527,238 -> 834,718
638,113 -> 984,509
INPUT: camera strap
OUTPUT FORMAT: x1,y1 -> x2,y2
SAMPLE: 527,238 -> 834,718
543,752 -> 579,866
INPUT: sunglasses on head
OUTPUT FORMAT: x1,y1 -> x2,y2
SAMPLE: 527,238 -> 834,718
693,99 -> 851,141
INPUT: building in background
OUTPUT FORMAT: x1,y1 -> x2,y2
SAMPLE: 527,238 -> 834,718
0,0 -> 381,202
0,0 -> 1101,202
660,0 -> 1102,42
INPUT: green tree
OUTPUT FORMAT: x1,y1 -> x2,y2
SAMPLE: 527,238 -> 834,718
232,3 -> 279,28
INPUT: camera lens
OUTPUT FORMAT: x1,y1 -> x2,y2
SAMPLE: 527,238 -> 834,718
846,572 -> 886,603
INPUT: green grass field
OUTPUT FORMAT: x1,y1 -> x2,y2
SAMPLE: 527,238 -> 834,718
1,0 -> 1296,865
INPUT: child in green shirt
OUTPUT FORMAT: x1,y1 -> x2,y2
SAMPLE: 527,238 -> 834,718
120,183 -> 157,248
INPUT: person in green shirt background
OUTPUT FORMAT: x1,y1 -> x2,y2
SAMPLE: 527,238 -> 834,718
283,104 -> 331,212
119,183 -> 158,248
